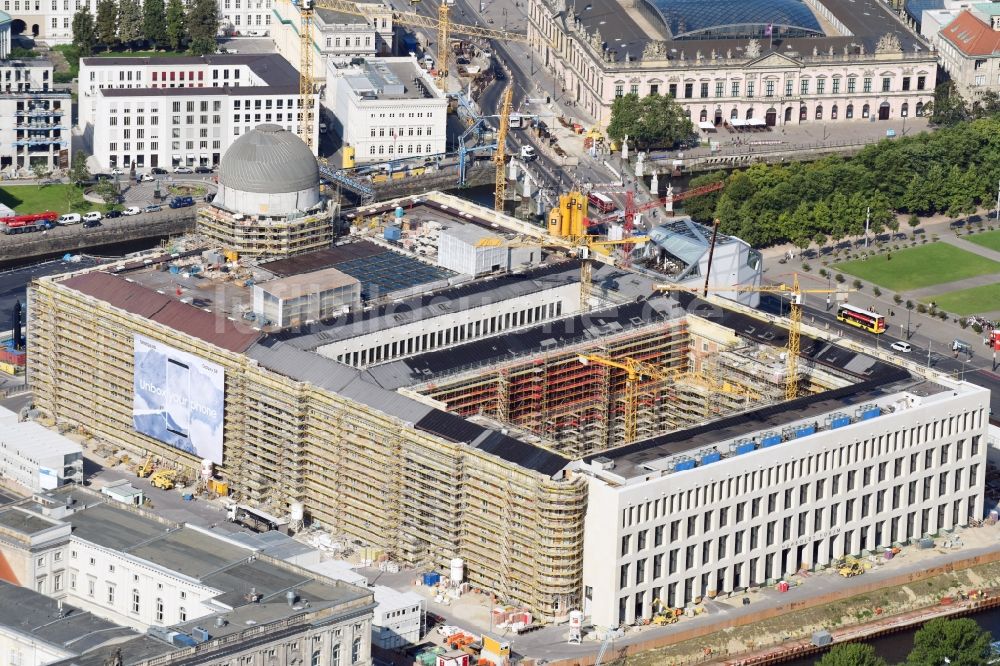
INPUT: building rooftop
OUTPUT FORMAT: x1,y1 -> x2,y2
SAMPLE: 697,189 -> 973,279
316,6 -> 369,24
0,580 -> 140,655
258,266 -> 359,300
0,405 -> 81,458
0,506 -> 62,536
648,0 -> 823,40
218,124 -> 319,195
342,59 -> 440,100
940,10 -> 1000,56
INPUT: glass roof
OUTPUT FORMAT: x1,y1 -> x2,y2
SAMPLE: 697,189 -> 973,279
903,0 -> 944,25
646,0 -> 824,39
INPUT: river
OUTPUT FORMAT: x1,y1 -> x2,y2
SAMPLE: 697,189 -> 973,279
784,606 -> 1000,665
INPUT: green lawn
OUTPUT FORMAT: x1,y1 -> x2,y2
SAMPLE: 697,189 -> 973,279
924,283 -> 1000,316
833,244 -> 1000,292
967,230 -> 1000,254
0,184 -> 96,214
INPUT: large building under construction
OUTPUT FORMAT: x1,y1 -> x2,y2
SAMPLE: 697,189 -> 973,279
26,188 -> 990,628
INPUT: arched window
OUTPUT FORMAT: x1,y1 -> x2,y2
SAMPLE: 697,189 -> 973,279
730,108 -> 738,119
815,105 -> 823,120
799,106 -> 807,121
745,107 -> 754,119
699,109 -> 708,122
916,101 -> 924,116
862,103 -> 870,118
351,638 -> 362,663
901,102 -> 909,117
831,104 -> 838,120
846,104 -> 854,119
311,651 -> 321,666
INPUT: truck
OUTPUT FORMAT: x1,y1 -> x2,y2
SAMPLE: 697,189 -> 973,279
519,145 -> 537,161
1,211 -> 58,235
224,500 -> 289,532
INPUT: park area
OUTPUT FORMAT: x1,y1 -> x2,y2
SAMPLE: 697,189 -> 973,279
0,184 -> 97,215
968,229 -> 1000,254
924,283 -> 1000,316
833,244 -> 1000,292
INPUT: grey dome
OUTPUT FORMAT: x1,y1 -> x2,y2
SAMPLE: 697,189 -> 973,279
218,124 -> 318,194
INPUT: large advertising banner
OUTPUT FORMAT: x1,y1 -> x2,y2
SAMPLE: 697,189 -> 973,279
132,335 -> 225,464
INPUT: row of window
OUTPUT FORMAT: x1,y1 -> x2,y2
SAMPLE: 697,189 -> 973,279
613,75 -> 928,100
221,0 -> 272,9
697,100 -> 923,123
366,143 -> 434,156
325,36 -> 373,48
369,126 -> 433,138
617,495 -> 978,622
621,458 -> 980,560
368,111 -> 435,119
620,423 -> 982,531
7,0 -> 271,10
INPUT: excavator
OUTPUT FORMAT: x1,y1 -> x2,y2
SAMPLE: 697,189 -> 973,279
651,598 -> 678,626
135,455 -> 154,478
150,469 -> 177,490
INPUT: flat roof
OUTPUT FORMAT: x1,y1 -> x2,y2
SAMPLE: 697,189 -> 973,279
0,580 -> 139,653
258,266 -> 359,300
0,506 -> 62,536
0,406 -> 81,458
63,503 -> 172,551
83,53 -> 300,94
343,60 -> 437,100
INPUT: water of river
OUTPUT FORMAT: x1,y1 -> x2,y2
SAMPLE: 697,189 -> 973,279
784,607 -> 1000,665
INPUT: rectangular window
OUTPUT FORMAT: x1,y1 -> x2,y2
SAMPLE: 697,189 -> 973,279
800,79 -> 809,95
700,82 -> 709,98
746,81 -> 755,97
832,78 -> 840,94
917,76 -> 926,90
785,80 -> 793,96
882,77 -> 891,92
731,81 -> 740,97
765,80 -> 774,97
847,78 -> 856,93
863,77 -> 872,93
716,81 -> 724,97
614,84 -> 623,98
684,83 -> 693,98
902,76 -> 910,91
817,79 -> 825,94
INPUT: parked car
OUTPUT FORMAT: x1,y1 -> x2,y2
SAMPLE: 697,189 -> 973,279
82,219 -> 102,228
173,165 -> 194,174
142,204 -> 162,213
150,167 -> 168,175
890,341 -> 912,353
139,173 -> 155,182
110,167 -> 125,176
74,178 -> 97,188
169,196 -> 195,209
194,165 -> 214,174
58,213 -> 82,225
104,210 -> 123,219
122,206 -> 141,216
93,173 -> 114,181
83,211 -> 103,223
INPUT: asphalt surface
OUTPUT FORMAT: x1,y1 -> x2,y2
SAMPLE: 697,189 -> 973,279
0,256 -> 101,316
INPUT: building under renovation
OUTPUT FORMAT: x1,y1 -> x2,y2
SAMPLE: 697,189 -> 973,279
27,190 -> 990,628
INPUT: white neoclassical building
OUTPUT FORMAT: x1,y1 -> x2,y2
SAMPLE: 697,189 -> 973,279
526,0 -> 938,127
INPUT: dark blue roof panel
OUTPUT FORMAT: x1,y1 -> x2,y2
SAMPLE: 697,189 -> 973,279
903,0 -> 944,25
646,0 -> 823,39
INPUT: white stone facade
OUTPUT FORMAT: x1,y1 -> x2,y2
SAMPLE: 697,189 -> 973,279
326,57 -> 447,164
526,0 -> 938,127
578,381 -> 990,628
79,54 -> 317,170
936,9 -> 1000,101
1,0 -> 270,44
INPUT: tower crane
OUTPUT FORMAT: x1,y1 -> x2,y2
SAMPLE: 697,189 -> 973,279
587,181 -> 726,232
292,0 -> 533,150
653,274 -> 849,400
577,354 -> 681,444
495,86 -> 513,211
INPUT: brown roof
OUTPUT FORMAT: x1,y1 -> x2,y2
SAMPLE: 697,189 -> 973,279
940,10 -> 1000,57
61,271 -> 261,353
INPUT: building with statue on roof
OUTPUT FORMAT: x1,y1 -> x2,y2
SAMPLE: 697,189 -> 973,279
526,0 -> 939,127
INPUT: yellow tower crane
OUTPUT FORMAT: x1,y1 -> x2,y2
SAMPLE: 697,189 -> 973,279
576,354 -> 682,444
653,274 -> 848,400
495,85 -> 513,212
293,0 -> 534,149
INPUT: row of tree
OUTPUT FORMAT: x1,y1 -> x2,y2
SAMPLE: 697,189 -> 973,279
816,617 -> 993,666
72,0 -> 218,56
606,93 -> 695,150
680,114 -> 1000,247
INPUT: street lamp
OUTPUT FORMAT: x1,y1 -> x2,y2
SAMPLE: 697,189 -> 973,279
905,306 -> 911,340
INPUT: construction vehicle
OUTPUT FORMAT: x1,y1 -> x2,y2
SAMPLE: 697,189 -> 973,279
838,560 -> 865,577
292,0 -> 534,151
135,455 -> 154,478
654,273 -> 847,400
149,469 -> 177,490
650,598 -> 678,625
495,86 -> 513,211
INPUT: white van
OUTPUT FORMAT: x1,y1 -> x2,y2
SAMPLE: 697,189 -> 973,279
520,145 -> 537,161
58,213 -> 81,225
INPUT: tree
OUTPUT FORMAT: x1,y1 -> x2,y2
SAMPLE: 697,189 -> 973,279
165,0 -> 186,51
95,0 -> 119,48
94,179 -> 121,209
606,93 -> 694,150
118,0 -> 143,48
186,0 -> 218,55
682,171 -> 726,221
907,213 -> 920,237
70,150 -> 91,185
32,161 -> 50,187
928,81 -> 969,127
905,618 -> 992,666
72,7 -> 97,56
142,0 -> 168,49
815,643 -> 887,666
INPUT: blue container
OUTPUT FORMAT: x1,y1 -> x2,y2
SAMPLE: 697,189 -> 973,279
384,226 -> 402,241
700,451 -> 721,465
761,434 -> 782,448
861,408 -> 880,421
422,572 -> 441,586
674,460 -> 696,472
795,425 -> 816,438
169,265 -> 180,274
830,416 -> 851,429
735,442 -> 756,455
